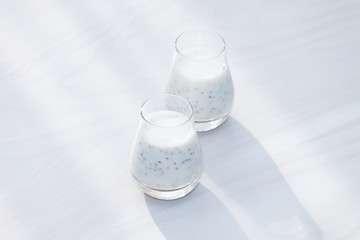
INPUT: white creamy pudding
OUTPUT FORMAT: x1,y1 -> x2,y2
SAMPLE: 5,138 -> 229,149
167,46 -> 234,125
167,63 -> 234,122
131,110 -> 203,190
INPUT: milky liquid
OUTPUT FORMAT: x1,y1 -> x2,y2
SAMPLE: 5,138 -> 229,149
131,111 -> 203,190
167,49 -> 234,121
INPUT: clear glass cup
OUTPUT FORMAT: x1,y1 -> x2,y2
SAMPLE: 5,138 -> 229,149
166,31 -> 234,131
130,94 -> 204,200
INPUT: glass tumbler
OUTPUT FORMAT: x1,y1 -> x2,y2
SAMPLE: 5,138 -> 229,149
166,31 -> 234,131
130,94 -> 204,200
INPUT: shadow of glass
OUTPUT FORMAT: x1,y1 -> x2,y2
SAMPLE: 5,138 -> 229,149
198,118 -> 323,240
145,184 -> 249,240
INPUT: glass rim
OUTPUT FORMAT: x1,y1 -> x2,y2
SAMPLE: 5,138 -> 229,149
175,31 -> 226,61
140,94 -> 194,128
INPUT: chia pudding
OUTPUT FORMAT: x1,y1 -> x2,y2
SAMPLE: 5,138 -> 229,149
131,110 -> 203,190
167,48 -> 234,123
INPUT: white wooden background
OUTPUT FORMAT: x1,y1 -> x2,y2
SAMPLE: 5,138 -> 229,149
1,0 -> 360,239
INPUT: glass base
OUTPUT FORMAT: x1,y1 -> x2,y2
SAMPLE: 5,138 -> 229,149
194,113 -> 230,132
134,177 -> 201,200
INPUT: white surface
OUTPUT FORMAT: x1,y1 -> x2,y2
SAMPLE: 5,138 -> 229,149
1,0 -> 360,239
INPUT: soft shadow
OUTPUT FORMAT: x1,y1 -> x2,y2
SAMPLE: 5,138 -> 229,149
0,82 -> 124,240
198,118 -> 323,240
60,0 -> 172,94
145,184 -> 249,240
